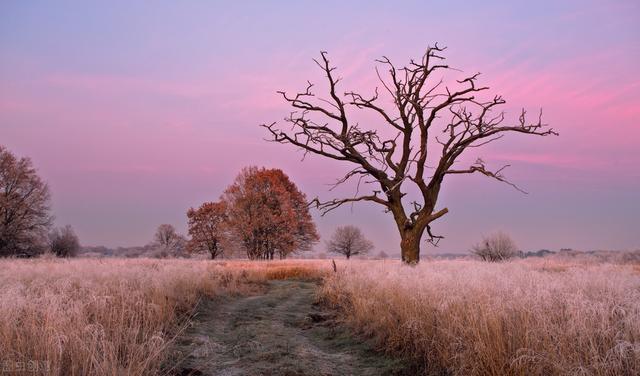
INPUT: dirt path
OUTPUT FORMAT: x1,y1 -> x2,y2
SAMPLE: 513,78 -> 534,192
166,280 -> 409,376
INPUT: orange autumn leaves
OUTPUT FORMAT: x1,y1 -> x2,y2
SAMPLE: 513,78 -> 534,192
187,167 -> 319,259
186,201 -> 228,259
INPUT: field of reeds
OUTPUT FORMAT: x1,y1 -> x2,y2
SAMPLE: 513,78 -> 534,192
0,258 -> 327,375
321,258 -> 640,375
1,256 -> 638,375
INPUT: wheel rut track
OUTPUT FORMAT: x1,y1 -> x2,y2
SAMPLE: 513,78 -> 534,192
166,280 -> 410,376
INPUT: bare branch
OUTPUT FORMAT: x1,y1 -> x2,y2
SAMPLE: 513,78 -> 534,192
310,193 -> 389,216
445,158 -> 528,194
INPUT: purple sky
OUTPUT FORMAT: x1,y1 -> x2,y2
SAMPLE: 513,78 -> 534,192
1,1 -> 639,254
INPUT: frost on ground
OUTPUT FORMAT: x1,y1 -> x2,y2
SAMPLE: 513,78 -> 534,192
3,258 -> 638,375
167,280 -> 408,376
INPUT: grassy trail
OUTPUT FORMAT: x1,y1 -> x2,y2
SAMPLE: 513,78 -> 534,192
167,280 -> 408,376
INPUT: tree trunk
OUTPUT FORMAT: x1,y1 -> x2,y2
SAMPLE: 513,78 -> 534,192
400,228 -> 422,264
209,240 -> 218,259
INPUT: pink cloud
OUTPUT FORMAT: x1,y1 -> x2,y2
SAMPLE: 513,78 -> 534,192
46,73 -> 218,98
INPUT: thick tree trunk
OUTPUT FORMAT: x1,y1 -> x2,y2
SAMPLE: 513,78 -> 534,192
400,228 -> 422,264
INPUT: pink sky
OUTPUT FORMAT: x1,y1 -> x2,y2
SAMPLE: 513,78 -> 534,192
1,1 -> 639,254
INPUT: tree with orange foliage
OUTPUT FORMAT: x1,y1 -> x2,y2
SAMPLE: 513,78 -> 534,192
186,201 -> 227,259
222,167 -> 319,260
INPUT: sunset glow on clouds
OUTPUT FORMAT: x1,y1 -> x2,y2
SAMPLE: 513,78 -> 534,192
1,1 -> 638,253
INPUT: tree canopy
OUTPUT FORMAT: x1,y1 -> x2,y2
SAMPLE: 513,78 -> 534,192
0,145 -> 52,256
327,225 -> 374,259
186,201 -> 228,259
222,167 -> 319,260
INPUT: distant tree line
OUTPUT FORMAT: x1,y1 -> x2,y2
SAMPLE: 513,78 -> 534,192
1,145 -> 375,260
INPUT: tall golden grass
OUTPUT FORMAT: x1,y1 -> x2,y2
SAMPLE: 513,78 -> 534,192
3,256 -> 638,376
320,258 -> 640,375
0,258 -> 327,376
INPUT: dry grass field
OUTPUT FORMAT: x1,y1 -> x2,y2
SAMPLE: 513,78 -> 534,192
0,258 -> 327,375
321,258 -> 640,375
1,256 -> 638,375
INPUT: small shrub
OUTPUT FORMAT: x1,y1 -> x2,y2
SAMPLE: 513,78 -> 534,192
471,231 -> 518,262
49,225 -> 80,257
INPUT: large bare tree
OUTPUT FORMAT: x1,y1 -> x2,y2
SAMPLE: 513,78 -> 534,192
262,45 -> 557,264
0,145 -> 52,256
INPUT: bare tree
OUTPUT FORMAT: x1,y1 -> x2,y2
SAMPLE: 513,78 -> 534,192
49,225 -> 80,257
262,45 -> 557,264
327,225 -> 374,259
471,231 -> 518,262
0,145 -> 53,256
153,224 -> 186,257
